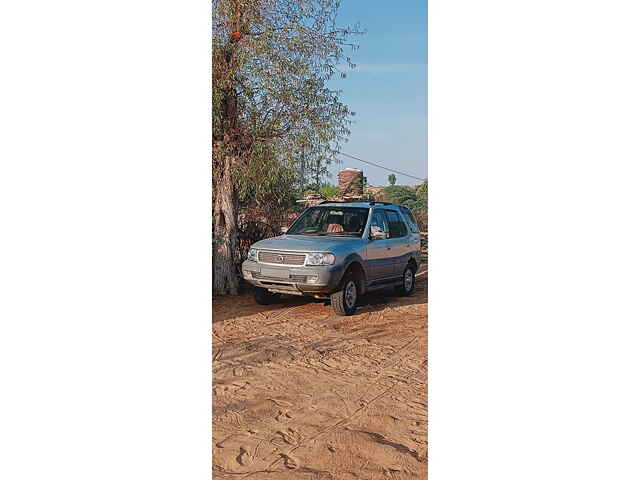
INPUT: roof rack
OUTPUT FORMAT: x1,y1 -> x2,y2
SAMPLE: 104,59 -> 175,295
317,199 -> 365,205
315,200 -> 396,206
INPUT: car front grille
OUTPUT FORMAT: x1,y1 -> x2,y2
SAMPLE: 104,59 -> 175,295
257,251 -> 306,266
253,273 -> 307,283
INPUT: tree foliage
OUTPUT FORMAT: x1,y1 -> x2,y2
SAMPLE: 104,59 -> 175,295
235,147 -> 299,212
387,173 -> 396,186
382,181 -> 427,212
383,185 -> 415,206
319,183 -> 340,199
416,180 -> 427,206
213,0 -> 360,168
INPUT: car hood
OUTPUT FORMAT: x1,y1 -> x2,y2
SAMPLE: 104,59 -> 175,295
251,234 -> 363,252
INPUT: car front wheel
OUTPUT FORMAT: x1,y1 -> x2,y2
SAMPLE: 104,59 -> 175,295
330,276 -> 358,316
254,287 -> 279,305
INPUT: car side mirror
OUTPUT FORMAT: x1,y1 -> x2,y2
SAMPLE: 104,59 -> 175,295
371,230 -> 388,241
280,226 -> 288,234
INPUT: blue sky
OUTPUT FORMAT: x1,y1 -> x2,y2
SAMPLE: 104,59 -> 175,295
327,0 -> 427,186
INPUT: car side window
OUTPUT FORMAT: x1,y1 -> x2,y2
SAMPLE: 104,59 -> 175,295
370,210 -> 389,237
385,210 -> 408,238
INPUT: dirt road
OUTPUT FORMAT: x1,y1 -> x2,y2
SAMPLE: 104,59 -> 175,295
213,268 -> 427,479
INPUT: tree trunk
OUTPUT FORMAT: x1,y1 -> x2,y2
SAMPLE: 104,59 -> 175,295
213,148 -> 239,296
213,27 -> 241,296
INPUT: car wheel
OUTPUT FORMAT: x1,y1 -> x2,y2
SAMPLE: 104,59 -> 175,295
330,275 -> 358,316
254,287 -> 279,305
396,265 -> 416,296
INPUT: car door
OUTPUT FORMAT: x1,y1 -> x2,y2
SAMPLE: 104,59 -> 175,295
365,209 -> 395,281
384,210 -> 411,275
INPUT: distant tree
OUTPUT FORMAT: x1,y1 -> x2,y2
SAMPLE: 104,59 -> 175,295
381,183 -> 423,212
388,173 -> 397,186
383,185 -> 416,206
405,181 -> 427,231
319,184 -> 340,199
416,181 -> 427,208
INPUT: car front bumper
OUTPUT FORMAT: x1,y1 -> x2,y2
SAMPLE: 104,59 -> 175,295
241,260 -> 344,295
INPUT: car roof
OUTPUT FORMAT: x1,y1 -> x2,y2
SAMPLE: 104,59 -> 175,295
316,201 -> 402,209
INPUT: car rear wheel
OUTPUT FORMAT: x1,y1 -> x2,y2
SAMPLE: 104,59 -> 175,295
396,265 -> 416,296
330,276 -> 358,316
254,287 -> 279,305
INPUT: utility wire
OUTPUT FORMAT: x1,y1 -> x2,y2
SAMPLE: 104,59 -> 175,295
333,150 -> 426,182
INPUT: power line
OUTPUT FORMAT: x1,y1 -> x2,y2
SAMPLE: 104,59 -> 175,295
333,151 -> 426,182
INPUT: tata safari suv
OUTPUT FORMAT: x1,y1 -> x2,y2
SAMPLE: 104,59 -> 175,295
241,201 -> 421,316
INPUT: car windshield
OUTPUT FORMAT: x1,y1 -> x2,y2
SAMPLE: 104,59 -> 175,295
287,206 -> 370,237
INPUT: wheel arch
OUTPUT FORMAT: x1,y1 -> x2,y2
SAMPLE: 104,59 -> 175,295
407,257 -> 418,272
343,256 -> 367,295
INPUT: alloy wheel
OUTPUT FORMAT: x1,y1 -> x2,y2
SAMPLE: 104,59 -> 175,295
345,280 -> 357,309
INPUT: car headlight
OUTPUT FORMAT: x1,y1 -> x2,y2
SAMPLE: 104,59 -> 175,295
247,248 -> 258,262
306,252 -> 335,266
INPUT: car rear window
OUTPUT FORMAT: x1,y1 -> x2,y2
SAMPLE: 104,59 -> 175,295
385,210 -> 408,238
400,208 -> 419,233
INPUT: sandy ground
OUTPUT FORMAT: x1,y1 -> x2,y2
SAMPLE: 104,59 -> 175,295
213,267 -> 427,479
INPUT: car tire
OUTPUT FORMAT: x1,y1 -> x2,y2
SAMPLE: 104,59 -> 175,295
396,265 -> 416,296
254,287 -> 279,305
330,275 -> 359,316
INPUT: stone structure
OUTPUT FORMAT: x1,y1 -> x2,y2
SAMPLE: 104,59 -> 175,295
338,168 -> 364,199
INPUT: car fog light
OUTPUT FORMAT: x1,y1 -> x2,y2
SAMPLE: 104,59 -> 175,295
308,275 -> 319,283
